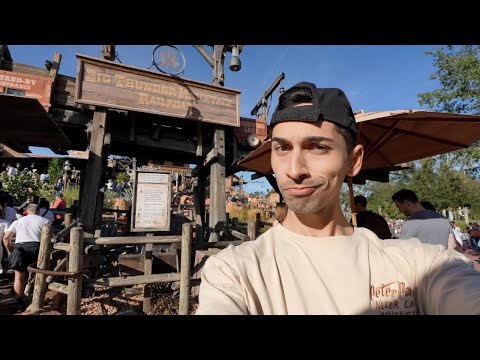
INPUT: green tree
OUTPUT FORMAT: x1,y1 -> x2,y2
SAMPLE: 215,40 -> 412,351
48,158 -> 64,183
1,173 -> 39,204
418,45 -> 480,176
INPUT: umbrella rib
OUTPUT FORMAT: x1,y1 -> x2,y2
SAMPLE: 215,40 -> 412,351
364,120 -> 401,160
366,122 -> 467,148
358,130 -> 394,167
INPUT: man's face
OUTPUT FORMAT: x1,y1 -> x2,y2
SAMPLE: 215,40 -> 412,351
394,200 -> 412,217
271,120 -> 359,215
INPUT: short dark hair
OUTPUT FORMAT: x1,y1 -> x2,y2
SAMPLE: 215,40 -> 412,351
268,85 -> 356,155
354,195 -> 367,207
392,189 -> 419,203
420,201 -> 436,212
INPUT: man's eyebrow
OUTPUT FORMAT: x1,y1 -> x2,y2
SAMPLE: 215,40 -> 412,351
271,136 -> 334,143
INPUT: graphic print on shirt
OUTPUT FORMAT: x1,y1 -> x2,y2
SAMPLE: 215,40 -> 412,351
370,281 -> 417,315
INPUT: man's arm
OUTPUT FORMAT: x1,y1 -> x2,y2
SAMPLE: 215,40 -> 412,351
196,254 -> 248,315
3,231 -> 14,255
418,247 -> 480,314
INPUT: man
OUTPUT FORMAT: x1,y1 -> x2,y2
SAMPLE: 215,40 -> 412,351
392,189 -> 456,249
196,82 -> 480,315
3,204 -> 49,312
0,193 -> 18,224
52,192 -> 66,228
353,195 -> 391,239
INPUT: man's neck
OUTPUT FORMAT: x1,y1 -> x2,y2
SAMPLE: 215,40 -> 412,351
410,203 -> 425,214
281,204 -> 353,237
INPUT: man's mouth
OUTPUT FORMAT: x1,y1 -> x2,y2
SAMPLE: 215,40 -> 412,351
284,186 -> 319,196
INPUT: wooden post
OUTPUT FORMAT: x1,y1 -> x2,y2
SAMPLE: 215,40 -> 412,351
232,217 -> 238,231
179,223 -> 192,315
79,108 -> 107,231
255,213 -> 261,232
30,223 -> 54,311
67,227 -> 84,315
143,235 -> 153,314
64,213 -> 73,242
194,174 -> 206,243
208,126 -> 226,242
348,176 -> 357,226
101,45 -> 116,61
248,222 -> 256,241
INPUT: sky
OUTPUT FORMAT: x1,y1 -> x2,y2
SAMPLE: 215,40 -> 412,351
8,45 -> 443,194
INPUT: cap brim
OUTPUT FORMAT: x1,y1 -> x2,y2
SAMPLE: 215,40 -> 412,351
238,140 -> 273,174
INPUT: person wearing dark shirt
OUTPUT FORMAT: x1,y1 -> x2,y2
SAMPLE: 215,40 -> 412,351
353,195 -> 391,239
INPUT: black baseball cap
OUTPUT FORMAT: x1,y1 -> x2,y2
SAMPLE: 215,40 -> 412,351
270,82 -> 357,141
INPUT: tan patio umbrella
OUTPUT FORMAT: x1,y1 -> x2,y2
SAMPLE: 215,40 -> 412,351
238,109 -> 480,225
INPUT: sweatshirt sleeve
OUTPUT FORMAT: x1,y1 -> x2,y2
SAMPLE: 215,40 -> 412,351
417,246 -> 480,314
195,251 -> 248,315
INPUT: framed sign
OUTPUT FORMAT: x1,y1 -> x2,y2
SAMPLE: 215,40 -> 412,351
131,171 -> 172,232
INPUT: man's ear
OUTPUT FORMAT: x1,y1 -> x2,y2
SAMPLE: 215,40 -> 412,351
346,144 -> 364,177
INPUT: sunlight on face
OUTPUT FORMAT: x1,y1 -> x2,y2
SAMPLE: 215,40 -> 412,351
271,121 -> 351,215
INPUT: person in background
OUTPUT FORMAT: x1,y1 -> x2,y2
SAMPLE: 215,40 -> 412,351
38,199 -> 54,224
3,204 -> 49,312
0,193 -> 18,224
353,195 -> 391,239
52,192 -> 66,228
451,222 -> 463,249
392,189 -> 456,249
0,204 -> 11,275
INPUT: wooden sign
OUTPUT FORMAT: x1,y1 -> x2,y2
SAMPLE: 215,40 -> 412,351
131,171 -> 172,232
0,69 -> 52,110
233,117 -> 268,143
75,54 -> 240,127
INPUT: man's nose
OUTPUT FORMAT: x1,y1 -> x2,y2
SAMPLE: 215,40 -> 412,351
285,149 -> 309,180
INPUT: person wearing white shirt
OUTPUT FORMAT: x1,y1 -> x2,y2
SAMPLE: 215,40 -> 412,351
3,204 -> 49,313
38,199 -> 55,224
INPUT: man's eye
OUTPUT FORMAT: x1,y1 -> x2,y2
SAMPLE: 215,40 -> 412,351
274,145 -> 288,151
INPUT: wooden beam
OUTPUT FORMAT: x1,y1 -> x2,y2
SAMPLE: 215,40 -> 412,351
31,224 -> 54,311
84,235 -> 182,245
192,148 -> 218,177
143,240 -> 153,314
152,121 -> 162,140
196,122 -> 203,156
101,45 -> 116,61
79,108 -> 107,230
49,52 -> 62,80
91,273 -> 181,287
179,223 -> 193,315
48,282 -> 69,295
67,227 -> 84,315
50,108 -> 92,126
194,174 -> 206,242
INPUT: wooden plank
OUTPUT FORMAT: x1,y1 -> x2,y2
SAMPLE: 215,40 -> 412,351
92,272 -> 181,287
152,120 -> 162,140
48,282 -> 69,295
143,239 -> 153,314
50,108 -> 91,126
196,121 -> 203,156
192,148 -> 218,177
84,235 -> 182,245
79,108 -> 107,230
67,227 -> 84,315
1,59 -> 50,77
118,252 -> 178,275
75,55 -> 240,127
31,224 -> 54,311
208,126 -> 226,242
46,257 -> 67,283
53,243 -> 70,252
194,174 -> 206,243
179,223 -> 193,315
248,222 -> 257,241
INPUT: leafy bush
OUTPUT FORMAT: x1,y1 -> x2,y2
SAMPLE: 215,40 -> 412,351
1,172 -> 39,204
48,158 -> 64,183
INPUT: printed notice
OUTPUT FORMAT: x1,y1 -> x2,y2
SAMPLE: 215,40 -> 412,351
132,172 -> 171,231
